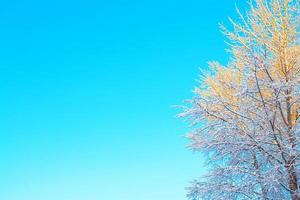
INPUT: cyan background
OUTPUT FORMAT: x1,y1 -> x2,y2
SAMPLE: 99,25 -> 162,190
0,0 -> 246,199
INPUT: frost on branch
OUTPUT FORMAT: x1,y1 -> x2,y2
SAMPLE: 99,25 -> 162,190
180,0 -> 300,199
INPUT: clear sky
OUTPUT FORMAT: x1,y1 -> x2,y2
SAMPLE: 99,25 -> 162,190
0,0 -> 246,200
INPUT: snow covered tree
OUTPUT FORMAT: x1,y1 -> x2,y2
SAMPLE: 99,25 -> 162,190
180,0 -> 300,199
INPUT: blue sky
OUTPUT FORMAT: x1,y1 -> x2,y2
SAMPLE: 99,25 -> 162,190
0,0 -> 246,199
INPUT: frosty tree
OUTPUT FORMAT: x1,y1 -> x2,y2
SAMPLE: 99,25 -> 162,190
180,0 -> 300,199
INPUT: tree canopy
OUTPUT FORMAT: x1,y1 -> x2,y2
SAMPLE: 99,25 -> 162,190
181,0 -> 300,199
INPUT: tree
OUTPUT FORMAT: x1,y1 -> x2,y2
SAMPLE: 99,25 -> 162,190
180,0 -> 300,199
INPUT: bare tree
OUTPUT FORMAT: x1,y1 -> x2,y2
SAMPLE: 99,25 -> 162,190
180,0 -> 300,199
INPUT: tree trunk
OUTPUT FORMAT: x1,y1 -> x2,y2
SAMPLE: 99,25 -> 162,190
287,158 -> 300,200
286,94 -> 299,200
